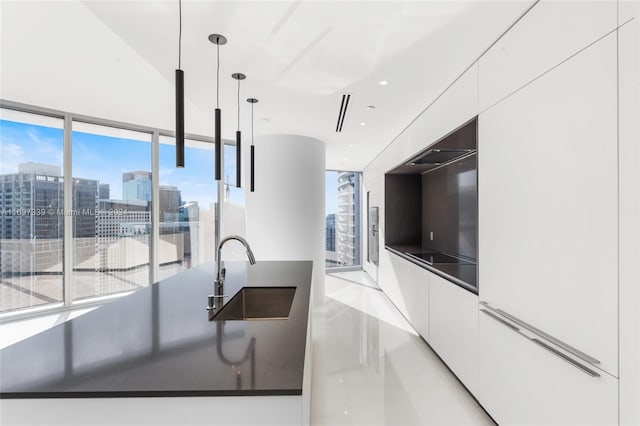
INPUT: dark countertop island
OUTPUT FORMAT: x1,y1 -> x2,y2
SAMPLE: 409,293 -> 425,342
0,260 -> 313,399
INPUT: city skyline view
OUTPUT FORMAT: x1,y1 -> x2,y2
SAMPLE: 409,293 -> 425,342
1,113 -> 361,313
0,118 -> 244,207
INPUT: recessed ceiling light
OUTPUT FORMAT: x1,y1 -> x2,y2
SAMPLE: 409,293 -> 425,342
366,105 -> 375,110
360,122 -> 366,126
260,117 -> 271,123
379,80 -> 388,86
348,144 -> 354,149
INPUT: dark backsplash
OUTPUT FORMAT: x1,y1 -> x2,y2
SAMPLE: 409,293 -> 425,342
385,174 -> 422,246
421,153 -> 477,260
385,116 -> 478,262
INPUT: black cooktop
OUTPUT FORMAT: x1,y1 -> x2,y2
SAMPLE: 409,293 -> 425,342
407,252 -> 470,265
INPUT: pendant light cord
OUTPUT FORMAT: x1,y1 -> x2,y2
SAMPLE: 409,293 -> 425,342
178,0 -> 182,69
237,79 -> 240,130
216,43 -> 220,108
251,103 -> 254,145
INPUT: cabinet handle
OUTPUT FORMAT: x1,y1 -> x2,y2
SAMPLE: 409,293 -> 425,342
480,307 -> 601,378
480,309 -> 520,332
479,302 -> 601,366
530,338 -> 600,378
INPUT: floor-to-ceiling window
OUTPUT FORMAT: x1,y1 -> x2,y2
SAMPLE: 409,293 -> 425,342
157,136 -> 217,281
71,122 -> 153,300
325,170 -> 362,270
220,144 -> 247,260
0,109 -> 65,312
0,102 -> 238,318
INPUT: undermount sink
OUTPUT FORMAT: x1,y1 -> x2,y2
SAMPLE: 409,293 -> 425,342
212,287 -> 296,321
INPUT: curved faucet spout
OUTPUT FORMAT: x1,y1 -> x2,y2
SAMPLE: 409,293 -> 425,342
213,235 -> 256,300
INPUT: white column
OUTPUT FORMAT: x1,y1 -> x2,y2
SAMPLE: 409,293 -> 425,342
245,134 -> 325,305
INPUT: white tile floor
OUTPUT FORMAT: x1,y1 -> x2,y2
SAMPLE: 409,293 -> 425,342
1,270 -> 494,425
311,271 -> 494,426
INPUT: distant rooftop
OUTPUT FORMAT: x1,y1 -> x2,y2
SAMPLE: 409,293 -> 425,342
18,162 -> 61,176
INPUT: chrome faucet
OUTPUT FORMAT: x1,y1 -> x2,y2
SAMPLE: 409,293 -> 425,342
207,235 -> 256,311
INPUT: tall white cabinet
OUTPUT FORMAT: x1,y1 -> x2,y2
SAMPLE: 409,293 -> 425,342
478,32 -> 618,376
363,1 -> 637,424
476,3 -> 621,424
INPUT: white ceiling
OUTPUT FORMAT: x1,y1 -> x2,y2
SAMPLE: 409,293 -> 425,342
1,1 -> 532,171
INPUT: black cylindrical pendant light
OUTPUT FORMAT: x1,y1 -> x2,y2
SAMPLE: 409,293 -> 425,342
250,145 -> 255,192
175,0 -> 184,168
215,107 -> 221,180
232,73 -> 246,188
247,98 -> 258,192
209,33 -> 227,181
236,130 -> 242,187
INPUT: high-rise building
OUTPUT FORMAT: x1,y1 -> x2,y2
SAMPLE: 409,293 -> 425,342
122,171 -> 151,202
18,161 -> 61,176
325,213 -> 336,251
336,172 -> 360,266
0,163 -> 98,240
0,163 -> 98,278
98,183 -> 110,200
74,178 -> 99,238
159,185 -> 181,222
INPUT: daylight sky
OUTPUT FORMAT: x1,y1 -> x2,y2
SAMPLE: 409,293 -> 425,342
1,118 -> 344,214
0,119 -> 244,207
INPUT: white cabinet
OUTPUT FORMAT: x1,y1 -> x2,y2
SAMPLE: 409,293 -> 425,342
478,31 -> 618,376
479,0 -> 617,111
405,266 -> 430,340
387,253 -> 430,339
618,13 -> 640,426
406,63 -> 479,159
620,0 -> 639,24
429,273 -> 479,395
478,307 -> 618,425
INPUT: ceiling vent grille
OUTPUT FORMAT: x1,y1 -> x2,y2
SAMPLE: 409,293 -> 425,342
335,93 -> 351,132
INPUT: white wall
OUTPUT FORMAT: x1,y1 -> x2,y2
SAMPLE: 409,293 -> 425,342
245,134 -> 325,306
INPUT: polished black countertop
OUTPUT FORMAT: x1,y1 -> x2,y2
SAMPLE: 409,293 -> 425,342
385,245 -> 477,293
0,260 -> 312,398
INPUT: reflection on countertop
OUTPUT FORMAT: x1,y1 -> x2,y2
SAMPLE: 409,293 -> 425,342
0,260 -> 312,398
385,245 -> 477,293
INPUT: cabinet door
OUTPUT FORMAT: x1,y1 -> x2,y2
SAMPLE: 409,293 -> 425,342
478,309 -> 618,425
478,33 -> 618,375
388,254 -> 430,339
479,0 -> 617,111
407,63 -> 478,158
429,273 -> 478,394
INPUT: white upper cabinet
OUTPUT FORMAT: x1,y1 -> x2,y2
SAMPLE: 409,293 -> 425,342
479,0 -> 617,111
619,0 -> 639,24
406,63 -> 478,159
478,32 -> 618,376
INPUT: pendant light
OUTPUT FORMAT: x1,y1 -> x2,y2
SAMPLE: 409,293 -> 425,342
232,73 -> 246,188
208,33 -> 227,181
175,0 -> 184,168
246,98 -> 258,192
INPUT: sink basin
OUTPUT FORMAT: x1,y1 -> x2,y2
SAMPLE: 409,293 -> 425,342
212,287 -> 296,321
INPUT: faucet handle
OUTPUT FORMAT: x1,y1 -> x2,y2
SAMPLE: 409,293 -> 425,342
221,267 -> 226,280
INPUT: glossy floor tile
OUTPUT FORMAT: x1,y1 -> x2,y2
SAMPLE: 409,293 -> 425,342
311,272 -> 494,426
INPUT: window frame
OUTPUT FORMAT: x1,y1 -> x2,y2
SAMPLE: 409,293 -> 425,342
0,99 -> 229,323
325,169 -> 364,273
